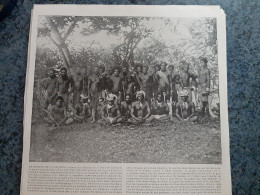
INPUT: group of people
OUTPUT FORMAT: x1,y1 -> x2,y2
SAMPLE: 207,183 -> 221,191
40,58 -> 211,127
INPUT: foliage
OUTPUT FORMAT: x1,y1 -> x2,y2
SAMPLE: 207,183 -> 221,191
36,16 -> 218,80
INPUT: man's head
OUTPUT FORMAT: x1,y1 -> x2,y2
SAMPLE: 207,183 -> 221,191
200,58 -> 208,69
180,90 -> 189,102
93,66 -> 99,74
143,66 -> 148,74
107,94 -> 116,106
157,93 -> 163,102
49,69 -> 56,79
60,67 -> 68,78
99,97 -> 104,104
168,65 -> 174,73
136,91 -> 145,102
125,94 -> 131,104
82,67 -> 87,75
75,67 -> 81,75
122,66 -> 128,74
180,61 -> 189,71
174,74 -> 180,81
127,76 -> 133,83
99,66 -> 105,75
155,64 -> 161,71
114,67 -> 120,77
160,62 -> 167,72
136,65 -> 142,74
56,96 -> 64,107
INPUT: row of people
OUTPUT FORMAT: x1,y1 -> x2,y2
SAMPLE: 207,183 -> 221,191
43,89 -> 197,127
40,58 -> 210,123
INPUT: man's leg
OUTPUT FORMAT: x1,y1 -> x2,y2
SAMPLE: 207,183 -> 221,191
144,115 -> 154,123
189,116 -> 198,122
65,118 -> 74,125
127,118 -> 139,125
43,117 -> 55,125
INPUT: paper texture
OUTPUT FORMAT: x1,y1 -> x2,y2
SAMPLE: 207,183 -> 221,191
21,5 -> 231,195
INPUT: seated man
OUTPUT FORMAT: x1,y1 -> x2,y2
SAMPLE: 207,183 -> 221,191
129,91 -> 154,125
99,94 -> 122,125
97,96 -> 106,120
73,95 -> 91,123
120,94 -> 132,122
43,96 -> 72,126
151,93 -> 169,121
175,90 -> 197,122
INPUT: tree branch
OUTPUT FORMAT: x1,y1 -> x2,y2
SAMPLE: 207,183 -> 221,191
63,19 -> 78,41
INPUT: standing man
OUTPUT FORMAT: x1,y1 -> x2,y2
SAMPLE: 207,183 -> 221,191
129,91 -> 154,125
138,66 -> 150,94
198,58 -> 211,116
72,66 -> 83,108
40,69 -> 58,109
88,66 -> 100,123
81,67 -> 88,96
156,62 -> 170,98
57,67 -> 72,108
110,67 -> 122,101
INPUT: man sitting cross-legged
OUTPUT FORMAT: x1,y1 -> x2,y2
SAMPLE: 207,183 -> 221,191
128,90 -> 154,125
73,94 -> 91,123
175,90 -> 197,122
43,96 -> 72,127
150,93 -> 169,122
120,94 -> 133,123
98,93 -> 123,125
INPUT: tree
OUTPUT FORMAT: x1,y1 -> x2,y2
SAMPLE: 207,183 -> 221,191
38,16 -> 81,71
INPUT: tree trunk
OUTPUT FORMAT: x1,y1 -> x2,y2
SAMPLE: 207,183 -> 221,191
45,16 -> 73,71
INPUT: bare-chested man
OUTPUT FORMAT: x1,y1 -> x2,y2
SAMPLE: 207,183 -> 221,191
129,91 -> 153,125
99,94 -> 122,125
81,67 -> 88,96
120,94 -> 132,122
43,96 -> 72,126
110,67 -> 122,97
40,69 -> 58,109
198,58 -> 211,115
57,67 -> 72,108
138,66 -> 150,93
156,62 -> 170,98
72,67 -> 83,107
88,66 -> 100,123
175,90 -> 197,122
150,93 -> 169,122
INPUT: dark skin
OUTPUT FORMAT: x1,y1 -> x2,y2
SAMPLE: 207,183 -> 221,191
101,100 -> 121,122
176,96 -> 195,122
131,95 -> 151,123
48,99 -> 68,126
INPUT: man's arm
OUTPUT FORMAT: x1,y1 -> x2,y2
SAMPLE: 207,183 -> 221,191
186,102 -> 195,121
115,105 -> 122,120
144,102 -> 151,119
175,104 -> 183,122
101,107 -> 107,120
47,107 -> 59,125
206,69 -> 210,88
60,107 -> 68,125
130,103 -> 140,121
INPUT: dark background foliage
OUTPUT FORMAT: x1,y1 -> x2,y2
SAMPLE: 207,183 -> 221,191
0,1 -> 259,195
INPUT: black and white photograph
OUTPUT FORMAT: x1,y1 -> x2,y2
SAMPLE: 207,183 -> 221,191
29,15 -> 221,164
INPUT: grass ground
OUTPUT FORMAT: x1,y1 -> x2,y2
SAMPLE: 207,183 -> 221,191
29,119 -> 221,164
